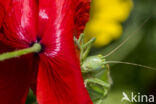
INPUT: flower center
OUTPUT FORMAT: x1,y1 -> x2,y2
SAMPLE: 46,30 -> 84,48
30,37 -> 45,54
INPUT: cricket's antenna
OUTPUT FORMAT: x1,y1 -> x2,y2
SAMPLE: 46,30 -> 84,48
103,15 -> 152,58
105,61 -> 156,71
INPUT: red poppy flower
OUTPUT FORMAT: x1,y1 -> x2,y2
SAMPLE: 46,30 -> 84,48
0,0 -> 92,104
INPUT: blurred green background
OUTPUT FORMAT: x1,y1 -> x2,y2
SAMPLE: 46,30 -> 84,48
26,0 -> 156,103
89,0 -> 156,103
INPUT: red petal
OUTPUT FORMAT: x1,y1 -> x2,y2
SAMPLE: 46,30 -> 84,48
0,0 -> 11,9
38,0 -> 52,37
0,0 -> 11,28
0,42 -> 38,104
0,0 -> 38,48
37,55 -> 92,104
74,0 -> 91,37
0,5 -> 4,28
36,0 -> 92,103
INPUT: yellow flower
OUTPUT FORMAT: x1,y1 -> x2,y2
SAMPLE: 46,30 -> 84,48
84,0 -> 133,47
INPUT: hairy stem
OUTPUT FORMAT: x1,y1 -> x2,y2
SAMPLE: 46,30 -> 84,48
0,43 -> 41,61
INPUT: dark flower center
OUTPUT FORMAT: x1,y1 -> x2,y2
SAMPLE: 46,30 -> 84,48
30,37 -> 45,54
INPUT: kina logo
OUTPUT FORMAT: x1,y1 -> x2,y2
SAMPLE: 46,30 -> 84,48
121,92 -> 155,103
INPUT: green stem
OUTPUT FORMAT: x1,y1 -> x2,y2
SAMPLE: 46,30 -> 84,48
0,43 -> 41,61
